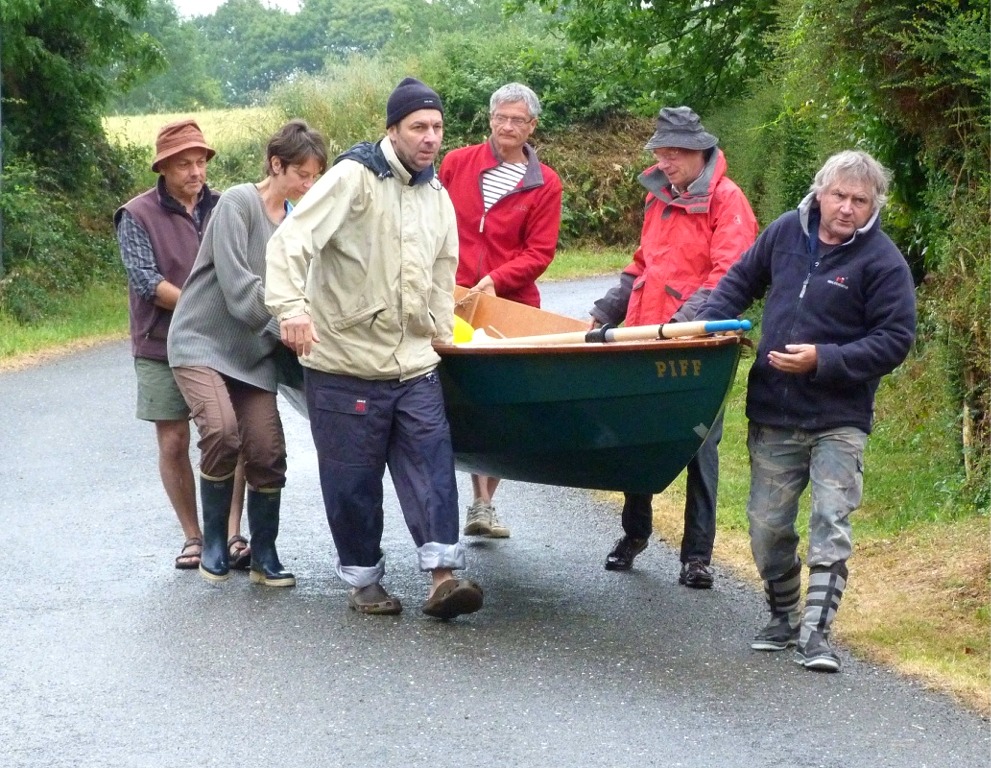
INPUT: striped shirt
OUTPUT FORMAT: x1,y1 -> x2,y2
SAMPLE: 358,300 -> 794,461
481,161 -> 527,212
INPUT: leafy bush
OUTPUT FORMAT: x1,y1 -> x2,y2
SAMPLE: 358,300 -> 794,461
0,159 -> 125,323
269,57 -> 409,156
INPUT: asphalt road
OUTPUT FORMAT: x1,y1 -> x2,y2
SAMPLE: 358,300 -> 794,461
1,276 -> 987,767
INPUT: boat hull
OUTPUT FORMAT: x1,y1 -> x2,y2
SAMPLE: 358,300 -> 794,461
437,290 -> 742,494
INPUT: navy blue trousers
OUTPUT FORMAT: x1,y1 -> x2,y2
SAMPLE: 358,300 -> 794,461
621,410 -> 723,564
305,369 -> 460,569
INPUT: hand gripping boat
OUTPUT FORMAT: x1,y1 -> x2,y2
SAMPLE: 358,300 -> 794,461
433,287 -> 750,495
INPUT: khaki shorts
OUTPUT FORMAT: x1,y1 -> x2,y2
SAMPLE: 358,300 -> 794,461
134,357 -> 190,422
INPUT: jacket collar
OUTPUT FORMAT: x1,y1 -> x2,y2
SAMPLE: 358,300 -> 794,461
484,139 -> 546,189
156,175 -> 212,218
639,148 -> 725,213
335,139 -> 440,188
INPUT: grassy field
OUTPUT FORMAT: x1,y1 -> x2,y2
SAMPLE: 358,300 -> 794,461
2,245 -> 987,716
103,107 -> 279,150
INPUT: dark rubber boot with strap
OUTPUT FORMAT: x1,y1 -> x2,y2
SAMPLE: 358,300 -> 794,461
199,474 -> 235,582
751,559 -> 802,651
796,561 -> 848,672
247,488 -> 296,588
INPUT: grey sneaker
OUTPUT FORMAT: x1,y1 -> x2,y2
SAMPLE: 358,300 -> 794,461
463,500 -> 492,536
795,631 -> 841,672
486,505 -> 511,538
751,614 -> 800,651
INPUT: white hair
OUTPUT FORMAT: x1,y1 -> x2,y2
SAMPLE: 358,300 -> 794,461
810,150 -> 891,209
490,83 -> 542,119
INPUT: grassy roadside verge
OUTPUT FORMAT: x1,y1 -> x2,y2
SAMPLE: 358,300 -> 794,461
2,248 -> 987,716
0,281 -> 129,371
642,362 -> 990,716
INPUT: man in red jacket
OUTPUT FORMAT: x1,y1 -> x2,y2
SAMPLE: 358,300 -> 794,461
439,82 -> 563,539
590,106 -> 758,586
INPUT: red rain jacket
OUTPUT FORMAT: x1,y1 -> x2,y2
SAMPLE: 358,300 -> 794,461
623,149 -> 757,325
439,139 -> 562,307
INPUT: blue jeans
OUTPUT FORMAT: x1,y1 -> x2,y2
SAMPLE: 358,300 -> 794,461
746,422 -> 867,580
621,411 -> 722,564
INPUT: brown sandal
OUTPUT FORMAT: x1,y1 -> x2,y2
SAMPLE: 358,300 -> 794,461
175,537 -> 203,570
227,535 -> 251,571
421,579 -> 483,620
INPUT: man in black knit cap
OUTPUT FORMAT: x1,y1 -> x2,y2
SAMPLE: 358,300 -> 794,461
266,77 -> 484,621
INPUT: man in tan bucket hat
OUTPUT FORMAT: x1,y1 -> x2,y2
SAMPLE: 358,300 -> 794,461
114,119 -> 243,572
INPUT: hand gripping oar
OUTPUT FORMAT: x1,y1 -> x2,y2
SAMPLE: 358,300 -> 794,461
467,318 -> 752,346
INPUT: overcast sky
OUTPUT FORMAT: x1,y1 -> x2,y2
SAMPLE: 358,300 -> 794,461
171,0 -> 300,19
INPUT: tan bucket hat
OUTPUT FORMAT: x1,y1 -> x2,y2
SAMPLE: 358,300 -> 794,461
151,119 -> 216,172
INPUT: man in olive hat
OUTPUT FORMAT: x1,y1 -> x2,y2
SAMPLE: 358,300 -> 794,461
589,106 -> 758,587
115,119 -> 243,571
266,77 -> 484,621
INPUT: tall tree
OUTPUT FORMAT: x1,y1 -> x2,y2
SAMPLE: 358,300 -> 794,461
1,0 -> 161,185
295,0 -> 398,61
508,0 -> 778,109
194,0 -> 301,104
109,0 -> 223,114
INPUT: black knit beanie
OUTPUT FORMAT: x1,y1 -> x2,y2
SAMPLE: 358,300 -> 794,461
386,77 -> 444,128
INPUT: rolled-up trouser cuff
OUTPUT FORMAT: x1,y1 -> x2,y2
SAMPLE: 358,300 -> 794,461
418,541 -> 466,572
335,555 -> 385,588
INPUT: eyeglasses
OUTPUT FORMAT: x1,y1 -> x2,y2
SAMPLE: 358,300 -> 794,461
491,114 -> 533,127
653,148 -> 687,163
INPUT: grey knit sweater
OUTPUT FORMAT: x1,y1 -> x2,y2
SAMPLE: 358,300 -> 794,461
168,183 -> 283,391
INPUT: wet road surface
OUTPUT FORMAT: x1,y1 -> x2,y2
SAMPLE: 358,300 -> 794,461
1,277 -> 987,767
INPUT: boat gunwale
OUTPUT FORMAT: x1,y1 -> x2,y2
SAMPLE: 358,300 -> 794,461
434,334 -> 743,356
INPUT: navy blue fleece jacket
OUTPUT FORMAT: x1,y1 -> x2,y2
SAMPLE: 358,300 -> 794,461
697,193 -> 916,433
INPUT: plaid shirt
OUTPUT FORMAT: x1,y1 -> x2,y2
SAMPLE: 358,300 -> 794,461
118,206 -> 205,301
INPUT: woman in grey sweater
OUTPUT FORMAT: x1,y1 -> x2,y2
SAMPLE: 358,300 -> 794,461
169,120 -> 327,586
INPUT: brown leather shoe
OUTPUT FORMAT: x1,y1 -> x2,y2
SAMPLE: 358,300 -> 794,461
604,535 -> 648,571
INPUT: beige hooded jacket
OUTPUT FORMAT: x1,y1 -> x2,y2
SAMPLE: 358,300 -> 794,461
265,137 -> 458,382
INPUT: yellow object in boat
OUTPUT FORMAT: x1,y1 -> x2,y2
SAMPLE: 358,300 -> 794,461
453,315 -> 474,344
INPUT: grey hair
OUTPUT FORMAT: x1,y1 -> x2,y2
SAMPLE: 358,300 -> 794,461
490,83 -> 542,119
810,150 -> 891,209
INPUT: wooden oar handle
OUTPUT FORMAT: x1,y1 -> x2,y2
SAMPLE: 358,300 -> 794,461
467,318 -> 751,346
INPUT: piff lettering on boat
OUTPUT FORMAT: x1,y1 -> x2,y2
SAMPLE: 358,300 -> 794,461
654,358 -> 703,378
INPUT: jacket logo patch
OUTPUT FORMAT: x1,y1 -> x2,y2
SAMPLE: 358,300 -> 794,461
827,276 -> 849,290
355,399 -> 367,414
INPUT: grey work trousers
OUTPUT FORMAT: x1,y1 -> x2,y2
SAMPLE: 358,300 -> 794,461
746,422 -> 867,580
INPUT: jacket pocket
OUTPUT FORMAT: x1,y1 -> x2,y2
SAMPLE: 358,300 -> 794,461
313,387 -> 370,417
143,308 -> 171,341
329,301 -> 388,332
407,308 -> 437,337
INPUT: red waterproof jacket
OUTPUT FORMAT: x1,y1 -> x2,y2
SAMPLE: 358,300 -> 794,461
621,149 -> 757,325
439,140 -> 562,307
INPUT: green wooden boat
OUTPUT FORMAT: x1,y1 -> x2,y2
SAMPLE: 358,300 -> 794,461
435,289 -> 746,494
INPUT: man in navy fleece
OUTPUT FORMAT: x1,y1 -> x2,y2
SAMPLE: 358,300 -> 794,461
698,150 -> 916,672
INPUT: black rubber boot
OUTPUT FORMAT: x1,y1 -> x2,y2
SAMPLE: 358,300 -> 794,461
247,488 -> 296,588
199,475 -> 235,582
